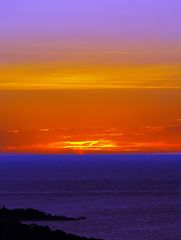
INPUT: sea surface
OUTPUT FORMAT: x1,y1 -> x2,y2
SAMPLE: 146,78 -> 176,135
0,154 -> 181,240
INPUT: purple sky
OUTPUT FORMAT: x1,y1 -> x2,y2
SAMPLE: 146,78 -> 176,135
0,0 -> 180,65
0,0 -> 180,42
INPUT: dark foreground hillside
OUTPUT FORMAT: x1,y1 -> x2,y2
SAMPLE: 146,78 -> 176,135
0,207 -> 101,240
0,219 -> 101,240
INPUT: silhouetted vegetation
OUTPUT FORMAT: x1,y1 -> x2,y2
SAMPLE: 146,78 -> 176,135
0,207 -> 85,221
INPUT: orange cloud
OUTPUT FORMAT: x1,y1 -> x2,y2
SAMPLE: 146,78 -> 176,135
7,130 -> 20,134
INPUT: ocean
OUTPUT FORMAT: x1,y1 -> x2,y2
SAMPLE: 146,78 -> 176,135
0,154 -> 181,240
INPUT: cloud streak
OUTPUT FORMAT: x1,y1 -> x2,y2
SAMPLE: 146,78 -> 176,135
0,64 -> 181,89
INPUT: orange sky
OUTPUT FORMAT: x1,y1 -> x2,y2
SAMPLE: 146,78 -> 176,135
1,89 -> 181,153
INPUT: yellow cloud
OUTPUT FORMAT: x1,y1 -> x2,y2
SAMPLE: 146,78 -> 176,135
48,139 -> 117,151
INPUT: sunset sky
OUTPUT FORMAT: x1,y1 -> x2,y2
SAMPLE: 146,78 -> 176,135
0,0 -> 181,153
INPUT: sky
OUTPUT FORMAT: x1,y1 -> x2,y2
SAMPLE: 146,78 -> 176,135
0,0 -> 181,153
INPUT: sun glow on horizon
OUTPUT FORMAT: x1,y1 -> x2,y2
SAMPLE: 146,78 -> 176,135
48,139 -> 117,152
1,124 -> 181,153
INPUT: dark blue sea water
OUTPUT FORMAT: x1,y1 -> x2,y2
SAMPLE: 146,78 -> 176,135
1,154 -> 181,240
